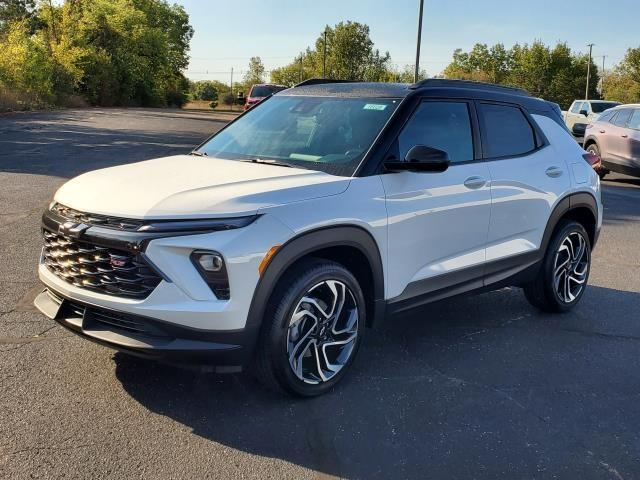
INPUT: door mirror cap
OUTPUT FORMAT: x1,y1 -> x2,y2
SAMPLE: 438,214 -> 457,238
579,109 -> 589,117
384,145 -> 450,173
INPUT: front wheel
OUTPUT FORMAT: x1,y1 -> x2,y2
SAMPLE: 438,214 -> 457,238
254,259 -> 365,397
523,220 -> 591,313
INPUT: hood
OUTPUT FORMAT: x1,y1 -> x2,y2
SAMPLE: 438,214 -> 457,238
54,155 -> 350,219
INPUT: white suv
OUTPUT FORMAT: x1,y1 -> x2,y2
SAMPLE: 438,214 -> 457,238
35,79 -> 602,396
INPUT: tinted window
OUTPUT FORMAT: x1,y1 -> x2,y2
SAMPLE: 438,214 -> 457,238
478,103 -> 536,158
597,110 -> 616,123
570,102 -> 583,114
396,101 -> 474,163
612,109 -> 633,127
250,85 -> 285,98
591,102 -> 620,113
627,109 -> 640,130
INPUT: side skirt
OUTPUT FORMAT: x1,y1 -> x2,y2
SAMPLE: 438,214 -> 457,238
385,251 -> 541,316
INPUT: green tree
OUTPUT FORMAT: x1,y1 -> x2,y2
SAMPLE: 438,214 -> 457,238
271,21 -> 391,84
0,0 -> 38,34
443,41 -> 599,109
190,80 -> 219,101
603,46 -> 640,103
0,0 -> 194,109
243,56 -> 265,89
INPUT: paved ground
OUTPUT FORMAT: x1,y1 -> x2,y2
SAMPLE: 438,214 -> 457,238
1,108 -> 639,479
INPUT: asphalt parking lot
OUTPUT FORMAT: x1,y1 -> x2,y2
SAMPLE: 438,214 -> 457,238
1,108 -> 639,479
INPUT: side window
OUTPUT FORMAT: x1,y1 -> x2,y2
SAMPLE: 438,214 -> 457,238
628,109 -> 640,130
612,109 -> 632,127
582,102 -> 590,113
478,103 -> 536,158
570,102 -> 583,114
597,110 -> 615,123
396,101 -> 474,163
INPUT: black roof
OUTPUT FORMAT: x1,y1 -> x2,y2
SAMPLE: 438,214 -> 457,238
280,81 -> 410,98
277,78 -> 551,112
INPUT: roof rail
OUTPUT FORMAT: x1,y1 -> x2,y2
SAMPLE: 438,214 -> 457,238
410,78 -> 530,97
294,78 -> 356,88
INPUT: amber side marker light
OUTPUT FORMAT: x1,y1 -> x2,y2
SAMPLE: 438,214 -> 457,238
259,245 -> 280,275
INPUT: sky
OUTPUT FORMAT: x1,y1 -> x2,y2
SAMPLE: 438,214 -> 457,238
180,0 -> 639,84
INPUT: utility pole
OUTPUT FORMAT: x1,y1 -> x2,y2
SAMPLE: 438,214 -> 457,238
299,55 -> 303,83
601,55 -> 607,98
323,29 -> 328,78
414,0 -> 424,83
585,43 -> 594,100
230,67 -> 233,112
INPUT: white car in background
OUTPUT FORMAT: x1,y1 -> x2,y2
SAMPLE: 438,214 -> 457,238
564,99 -> 621,138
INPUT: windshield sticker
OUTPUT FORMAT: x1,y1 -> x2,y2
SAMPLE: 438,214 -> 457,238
363,103 -> 388,111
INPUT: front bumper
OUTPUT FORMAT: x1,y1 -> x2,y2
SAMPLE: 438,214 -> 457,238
35,288 -> 256,372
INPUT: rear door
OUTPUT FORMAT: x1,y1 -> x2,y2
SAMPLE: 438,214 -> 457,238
607,108 -> 634,168
623,108 -> 640,173
479,102 -> 571,281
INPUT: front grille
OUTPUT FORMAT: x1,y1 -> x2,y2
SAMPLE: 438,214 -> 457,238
43,230 -> 162,299
51,203 -> 144,231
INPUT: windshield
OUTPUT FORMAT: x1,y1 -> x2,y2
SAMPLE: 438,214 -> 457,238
591,102 -> 620,113
249,85 -> 285,98
197,95 -> 399,176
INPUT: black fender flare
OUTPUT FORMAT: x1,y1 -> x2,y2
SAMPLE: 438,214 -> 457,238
540,192 -> 599,253
244,226 -> 386,345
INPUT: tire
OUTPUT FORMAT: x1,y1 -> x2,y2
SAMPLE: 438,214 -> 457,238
523,220 -> 591,313
253,258 -> 366,397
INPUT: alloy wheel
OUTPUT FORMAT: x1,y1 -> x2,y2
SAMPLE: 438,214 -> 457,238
553,231 -> 589,303
286,280 -> 359,384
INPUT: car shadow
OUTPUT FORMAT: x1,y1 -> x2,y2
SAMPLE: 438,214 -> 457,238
114,284 -> 640,479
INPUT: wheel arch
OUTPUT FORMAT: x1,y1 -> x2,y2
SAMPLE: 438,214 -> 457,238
583,136 -> 598,150
246,226 -> 386,339
541,192 -> 599,253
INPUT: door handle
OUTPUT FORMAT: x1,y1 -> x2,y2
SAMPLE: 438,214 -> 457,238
463,176 -> 486,189
599,130 -> 606,133
621,134 -> 628,138
545,166 -> 563,178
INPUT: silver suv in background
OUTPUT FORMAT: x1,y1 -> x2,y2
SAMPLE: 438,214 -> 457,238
584,104 -> 640,179
564,100 -> 621,138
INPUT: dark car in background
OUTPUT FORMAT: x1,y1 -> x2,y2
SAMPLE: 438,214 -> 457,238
244,83 -> 287,110
584,104 -> 640,179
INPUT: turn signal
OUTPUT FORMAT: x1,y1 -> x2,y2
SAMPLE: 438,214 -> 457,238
259,245 -> 280,276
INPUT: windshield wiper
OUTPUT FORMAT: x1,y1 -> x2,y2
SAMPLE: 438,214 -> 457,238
239,158 -> 294,168
190,150 -> 208,156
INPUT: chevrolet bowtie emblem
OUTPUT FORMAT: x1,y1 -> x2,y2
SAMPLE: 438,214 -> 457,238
58,221 -> 89,238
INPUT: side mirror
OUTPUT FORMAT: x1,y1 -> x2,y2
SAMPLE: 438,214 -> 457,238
579,109 -> 589,117
384,145 -> 450,173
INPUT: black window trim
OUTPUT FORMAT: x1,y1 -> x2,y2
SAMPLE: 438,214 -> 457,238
379,97 -> 482,170
475,100 -> 549,162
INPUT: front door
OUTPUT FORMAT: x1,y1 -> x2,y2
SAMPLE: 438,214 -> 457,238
381,100 -> 492,300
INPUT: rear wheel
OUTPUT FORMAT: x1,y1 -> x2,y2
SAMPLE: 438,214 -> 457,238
254,259 -> 365,397
523,220 -> 591,313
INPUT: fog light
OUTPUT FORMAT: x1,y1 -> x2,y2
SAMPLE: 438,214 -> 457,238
197,253 -> 223,272
190,250 -> 230,299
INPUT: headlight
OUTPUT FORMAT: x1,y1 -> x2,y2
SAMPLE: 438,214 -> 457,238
190,250 -> 230,300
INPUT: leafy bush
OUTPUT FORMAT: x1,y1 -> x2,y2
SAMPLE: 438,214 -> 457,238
0,0 -> 194,110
